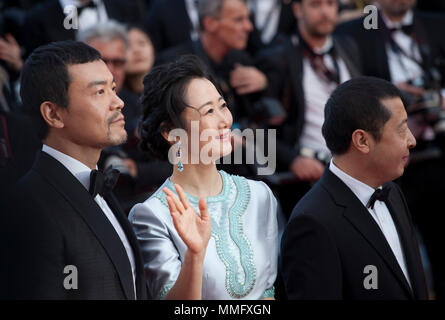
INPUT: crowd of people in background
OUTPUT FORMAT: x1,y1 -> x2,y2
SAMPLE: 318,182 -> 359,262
1,0 -> 445,299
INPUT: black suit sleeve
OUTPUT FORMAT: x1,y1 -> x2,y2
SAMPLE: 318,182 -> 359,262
280,214 -> 343,299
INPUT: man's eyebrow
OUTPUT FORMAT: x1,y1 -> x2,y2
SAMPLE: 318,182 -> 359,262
87,78 -> 115,88
87,80 -> 106,88
197,96 -> 224,110
399,118 -> 408,127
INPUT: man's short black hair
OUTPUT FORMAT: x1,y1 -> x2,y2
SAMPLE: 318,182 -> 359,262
20,40 -> 102,140
322,76 -> 403,155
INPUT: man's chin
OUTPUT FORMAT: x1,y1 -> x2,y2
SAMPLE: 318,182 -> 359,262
109,132 -> 128,146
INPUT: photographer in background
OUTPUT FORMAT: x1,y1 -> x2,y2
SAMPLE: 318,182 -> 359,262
155,0 -> 280,178
337,0 -> 445,299
256,0 -> 363,218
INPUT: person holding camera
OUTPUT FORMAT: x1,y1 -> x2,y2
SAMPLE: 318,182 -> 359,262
256,0 -> 363,218
337,0 -> 445,299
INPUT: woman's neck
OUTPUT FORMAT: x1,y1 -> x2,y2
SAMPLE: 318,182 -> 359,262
125,73 -> 145,94
170,163 -> 223,199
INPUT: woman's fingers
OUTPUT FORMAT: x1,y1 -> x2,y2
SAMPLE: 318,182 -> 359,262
174,184 -> 190,210
198,198 -> 210,222
166,196 -> 178,217
163,187 -> 185,213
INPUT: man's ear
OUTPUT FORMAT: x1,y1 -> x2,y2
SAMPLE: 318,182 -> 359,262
351,129 -> 372,154
202,16 -> 219,33
40,102 -> 65,129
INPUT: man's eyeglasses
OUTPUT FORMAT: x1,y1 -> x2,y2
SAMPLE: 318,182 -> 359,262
102,58 -> 126,68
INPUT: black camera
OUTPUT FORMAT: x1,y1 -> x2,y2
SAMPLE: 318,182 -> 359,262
404,74 -> 445,139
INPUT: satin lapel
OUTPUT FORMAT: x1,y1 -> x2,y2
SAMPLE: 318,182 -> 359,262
104,193 -> 147,300
385,186 -> 428,299
34,151 -> 135,300
321,170 -> 414,297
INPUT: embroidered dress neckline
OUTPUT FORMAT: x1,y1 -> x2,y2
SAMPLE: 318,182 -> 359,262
166,170 -> 230,204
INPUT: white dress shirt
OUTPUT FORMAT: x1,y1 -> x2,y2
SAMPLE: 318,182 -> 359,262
42,144 -> 136,297
300,37 -> 351,155
249,0 -> 281,44
382,10 -> 437,141
185,0 -> 200,41
59,0 -> 108,31
329,160 -> 411,288
382,10 -> 422,85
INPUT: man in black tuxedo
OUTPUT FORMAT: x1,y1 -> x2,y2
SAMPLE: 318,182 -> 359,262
0,41 -> 148,299
22,0 -> 144,57
336,0 -> 445,298
280,76 -> 428,300
256,0 -> 363,217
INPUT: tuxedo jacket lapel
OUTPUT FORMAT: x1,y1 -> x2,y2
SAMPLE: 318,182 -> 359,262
385,189 -> 428,299
34,151 -> 136,300
104,193 -> 147,300
321,170 -> 414,297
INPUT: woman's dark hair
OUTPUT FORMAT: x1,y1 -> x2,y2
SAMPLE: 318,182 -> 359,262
322,76 -> 403,155
20,40 -> 101,140
139,54 -> 218,161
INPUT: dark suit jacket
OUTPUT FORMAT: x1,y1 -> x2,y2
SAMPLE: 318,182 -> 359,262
144,0 -> 192,54
335,10 -> 445,86
280,169 -> 428,300
0,151 -> 148,299
257,33 -> 363,169
22,0 -> 144,56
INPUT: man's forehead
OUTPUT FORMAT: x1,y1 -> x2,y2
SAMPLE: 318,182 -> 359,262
67,60 -> 114,85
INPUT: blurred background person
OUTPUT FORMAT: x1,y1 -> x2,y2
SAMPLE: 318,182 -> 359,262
124,25 -> 155,97
155,0 -> 277,179
257,0 -> 363,219
22,0 -> 144,57
247,0 -> 297,51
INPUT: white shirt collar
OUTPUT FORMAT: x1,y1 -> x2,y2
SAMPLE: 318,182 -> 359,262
329,159 -> 381,208
381,9 -> 414,29
42,144 -> 94,191
313,36 -> 333,55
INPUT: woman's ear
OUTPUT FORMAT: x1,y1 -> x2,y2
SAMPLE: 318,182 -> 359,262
351,129 -> 372,154
160,121 -> 175,146
40,102 -> 65,129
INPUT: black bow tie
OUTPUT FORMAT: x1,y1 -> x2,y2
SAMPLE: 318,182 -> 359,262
367,186 -> 391,210
89,166 -> 120,198
388,24 -> 414,36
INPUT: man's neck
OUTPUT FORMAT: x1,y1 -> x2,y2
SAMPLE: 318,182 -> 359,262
381,9 -> 411,24
298,25 -> 329,51
200,33 -> 230,64
43,136 -> 100,170
332,155 -> 382,189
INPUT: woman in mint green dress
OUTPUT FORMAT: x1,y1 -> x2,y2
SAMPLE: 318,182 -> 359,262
129,55 -> 278,300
